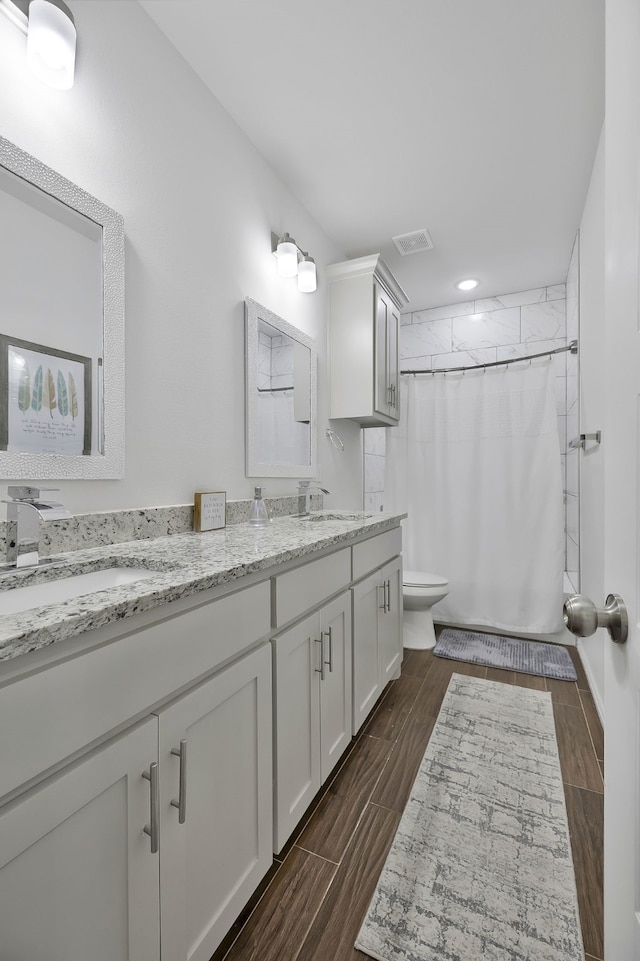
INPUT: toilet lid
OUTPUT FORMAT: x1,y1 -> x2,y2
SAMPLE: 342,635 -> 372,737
403,569 -> 448,589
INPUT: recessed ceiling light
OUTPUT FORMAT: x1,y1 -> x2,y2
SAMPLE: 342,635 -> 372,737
456,279 -> 479,291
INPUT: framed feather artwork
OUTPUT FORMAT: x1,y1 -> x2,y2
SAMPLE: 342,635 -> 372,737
0,335 -> 92,457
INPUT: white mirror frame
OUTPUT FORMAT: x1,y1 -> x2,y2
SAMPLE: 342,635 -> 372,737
245,297 -> 317,478
0,136 -> 125,479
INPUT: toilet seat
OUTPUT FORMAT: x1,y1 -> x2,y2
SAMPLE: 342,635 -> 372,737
403,569 -> 448,589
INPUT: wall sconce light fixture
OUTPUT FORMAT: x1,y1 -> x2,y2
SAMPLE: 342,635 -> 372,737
272,232 -> 317,293
0,0 -> 76,89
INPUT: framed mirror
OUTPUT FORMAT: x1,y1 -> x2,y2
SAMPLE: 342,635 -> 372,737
245,298 -> 317,478
0,136 -> 124,479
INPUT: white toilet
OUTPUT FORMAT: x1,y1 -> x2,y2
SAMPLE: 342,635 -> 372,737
402,570 -> 449,650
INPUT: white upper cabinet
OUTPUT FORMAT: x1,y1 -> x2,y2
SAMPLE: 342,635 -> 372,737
328,254 -> 408,426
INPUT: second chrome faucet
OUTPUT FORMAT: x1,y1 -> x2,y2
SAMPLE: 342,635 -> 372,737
297,480 -> 330,516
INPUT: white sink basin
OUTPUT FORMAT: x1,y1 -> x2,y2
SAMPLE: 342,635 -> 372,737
0,567 -> 158,616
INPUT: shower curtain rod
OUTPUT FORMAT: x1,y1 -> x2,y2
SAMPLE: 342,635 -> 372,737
401,339 -> 578,375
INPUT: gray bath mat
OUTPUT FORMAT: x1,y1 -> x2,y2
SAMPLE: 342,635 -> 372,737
433,627 -> 577,681
355,674 -> 585,961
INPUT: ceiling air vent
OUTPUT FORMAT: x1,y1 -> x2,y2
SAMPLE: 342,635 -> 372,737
392,228 -> 434,256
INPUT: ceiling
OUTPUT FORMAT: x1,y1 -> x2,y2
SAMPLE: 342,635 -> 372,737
139,0 -> 604,312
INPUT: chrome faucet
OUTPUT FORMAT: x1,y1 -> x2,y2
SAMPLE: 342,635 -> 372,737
3,486 -> 72,569
297,480 -> 330,515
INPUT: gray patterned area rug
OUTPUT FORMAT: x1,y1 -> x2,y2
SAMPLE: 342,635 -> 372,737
355,674 -> 584,961
434,627 -> 577,681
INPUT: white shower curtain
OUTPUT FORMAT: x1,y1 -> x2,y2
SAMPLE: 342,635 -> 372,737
385,358 -> 564,633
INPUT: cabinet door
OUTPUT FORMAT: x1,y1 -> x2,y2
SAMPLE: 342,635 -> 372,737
273,612 -> 322,852
352,570 -> 384,733
319,591 -> 352,782
379,557 -> 403,685
158,644 -> 273,961
387,300 -> 400,421
0,717 -> 160,961
373,285 -> 391,418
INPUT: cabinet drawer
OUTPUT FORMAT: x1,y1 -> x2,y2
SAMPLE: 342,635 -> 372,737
0,580 -> 271,802
273,547 -> 351,627
352,528 -> 402,581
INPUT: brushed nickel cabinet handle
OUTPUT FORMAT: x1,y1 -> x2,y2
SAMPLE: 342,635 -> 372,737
314,637 -> 326,681
323,627 -> 333,672
386,579 -> 392,613
170,739 -> 188,824
142,761 -> 159,853
378,583 -> 386,611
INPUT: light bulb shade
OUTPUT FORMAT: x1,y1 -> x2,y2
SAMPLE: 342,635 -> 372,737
26,0 -> 76,90
297,256 -> 317,293
276,235 -> 299,278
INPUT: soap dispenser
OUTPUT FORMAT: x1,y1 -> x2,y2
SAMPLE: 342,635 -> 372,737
249,487 -> 270,527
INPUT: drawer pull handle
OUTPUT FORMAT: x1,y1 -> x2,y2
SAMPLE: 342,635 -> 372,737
142,762 -> 159,854
314,637 -> 326,681
323,627 -> 334,672
170,739 -> 188,824
378,583 -> 386,611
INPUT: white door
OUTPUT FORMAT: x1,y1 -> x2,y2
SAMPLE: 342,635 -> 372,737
352,571 -> 383,733
157,644 -> 273,961
273,611 -> 322,852
0,717 -> 160,961
374,285 -> 391,418
379,556 -> 403,685
387,300 -> 400,420
603,0 -> 640,955
319,591 -> 352,781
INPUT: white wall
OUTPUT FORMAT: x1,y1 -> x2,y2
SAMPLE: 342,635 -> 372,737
0,1 -> 363,513
565,235 -> 579,590
577,126 -> 605,715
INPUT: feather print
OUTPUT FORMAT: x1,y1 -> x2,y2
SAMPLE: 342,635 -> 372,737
31,365 -> 43,412
17,362 -> 31,412
57,370 -> 69,417
68,372 -> 78,420
44,368 -> 56,418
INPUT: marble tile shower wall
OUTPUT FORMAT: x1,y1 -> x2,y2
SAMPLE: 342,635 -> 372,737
364,283 -> 573,571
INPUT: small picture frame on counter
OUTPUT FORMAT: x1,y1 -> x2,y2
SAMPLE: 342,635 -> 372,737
193,490 -> 226,532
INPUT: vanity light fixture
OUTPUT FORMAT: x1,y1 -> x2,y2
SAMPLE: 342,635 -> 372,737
272,232 -> 317,293
297,253 -> 317,293
0,0 -> 76,89
275,233 -> 299,279
456,278 -> 479,291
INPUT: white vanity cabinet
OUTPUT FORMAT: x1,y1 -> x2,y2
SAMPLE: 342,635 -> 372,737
0,520 -> 404,959
157,642 -> 272,961
0,716 -> 161,961
0,581 -> 273,961
352,532 -> 403,733
272,590 -> 352,853
327,254 -> 408,426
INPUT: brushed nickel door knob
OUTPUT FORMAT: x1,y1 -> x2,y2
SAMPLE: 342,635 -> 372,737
563,593 -> 628,644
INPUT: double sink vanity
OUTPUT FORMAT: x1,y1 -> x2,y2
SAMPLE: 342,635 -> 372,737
0,132 -> 410,961
0,509 -> 405,961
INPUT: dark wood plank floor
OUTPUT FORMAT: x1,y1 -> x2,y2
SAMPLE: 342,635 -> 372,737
215,634 -> 604,961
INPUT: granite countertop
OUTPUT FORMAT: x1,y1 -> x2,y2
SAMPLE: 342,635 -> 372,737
0,511 -> 405,663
